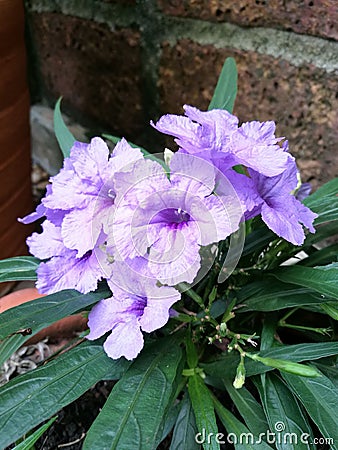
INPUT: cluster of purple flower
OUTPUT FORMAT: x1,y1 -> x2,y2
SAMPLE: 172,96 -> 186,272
21,106 -> 317,359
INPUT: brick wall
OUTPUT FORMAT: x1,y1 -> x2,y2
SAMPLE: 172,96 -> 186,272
24,0 -> 338,187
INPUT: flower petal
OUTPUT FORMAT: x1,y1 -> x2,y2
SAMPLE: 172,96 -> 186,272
103,318 -> 144,360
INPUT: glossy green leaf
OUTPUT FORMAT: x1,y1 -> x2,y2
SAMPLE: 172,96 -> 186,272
157,401 -> 182,446
188,374 -> 220,450
213,395 -> 273,450
303,178 -> 338,225
0,287 -> 110,340
103,134 -> 169,172
282,369 -> 338,450
208,57 -> 237,113
300,243 -> 338,267
0,334 -> 27,367
271,264 -> 338,300
0,256 -> 39,283
255,374 -> 314,450
54,97 -> 76,159
170,393 -> 199,450
313,363 -> 338,389
223,379 -> 269,437
83,336 -> 183,450
241,225 -> 275,258
320,302 -> 338,320
202,341 -> 338,379
236,278 -> 332,312
0,340 -> 129,449
13,416 -> 57,450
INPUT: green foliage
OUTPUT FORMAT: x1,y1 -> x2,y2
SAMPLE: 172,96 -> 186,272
0,341 -> 129,448
0,256 -> 39,282
53,97 -> 76,158
83,336 -> 183,450
208,57 -> 237,112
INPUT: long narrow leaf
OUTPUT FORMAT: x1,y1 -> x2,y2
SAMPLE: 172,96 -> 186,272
13,416 -> 57,450
54,97 -> 76,159
271,264 -> 338,300
255,373 -> 314,450
170,393 -> 199,450
188,374 -> 220,450
282,370 -> 338,450
223,379 -> 269,437
213,395 -> 273,450
0,287 -> 110,339
303,178 -> 338,225
208,57 -> 237,113
0,341 -> 129,448
0,256 -> 39,283
83,336 -> 183,450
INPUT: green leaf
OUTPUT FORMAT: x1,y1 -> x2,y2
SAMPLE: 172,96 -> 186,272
83,336 -> 183,450
271,264 -> 338,300
157,401 -> 181,446
208,57 -> 237,113
188,374 -> 220,450
170,393 -> 199,450
0,287 -> 110,340
282,369 -> 338,450
303,178 -> 338,225
202,341 -> 338,379
54,97 -> 76,159
0,256 -> 39,283
255,374 -> 314,450
13,416 -> 57,450
300,243 -> 338,267
0,340 -> 129,449
242,225 -> 275,258
223,379 -> 269,437
320,302 -> 338,320
0,334 -> 27,368
213,394 -> 273,450
237,278 -> 335,312
103,134 -> 169,172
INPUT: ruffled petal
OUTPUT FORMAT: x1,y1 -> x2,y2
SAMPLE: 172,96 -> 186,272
103,318 -> 144,360
27,221 -> 65,259
261,197 -> 306,246
140,285 -> 181,332
61,198 -> 111,257
36,249 -> 104,294
148,226 -> 201,285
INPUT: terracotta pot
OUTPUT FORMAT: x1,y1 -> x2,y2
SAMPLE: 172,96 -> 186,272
0,0 -> 34,294
0,288 -> 88,344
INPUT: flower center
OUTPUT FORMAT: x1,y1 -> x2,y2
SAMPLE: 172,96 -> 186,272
150,208 -> 191,225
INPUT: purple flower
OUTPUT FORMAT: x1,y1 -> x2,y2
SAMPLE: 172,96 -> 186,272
152,105 -> 291,177
26,220 -> 109,294
228,157 -> 317,245
109,152 -> 243,285
21,137 -> 143,294
87,258 -> 181,360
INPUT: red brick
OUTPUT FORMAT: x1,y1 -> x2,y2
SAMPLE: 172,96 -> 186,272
29,13 -> 143,139
158,1 -> 338,41
159,40 -> 338,188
